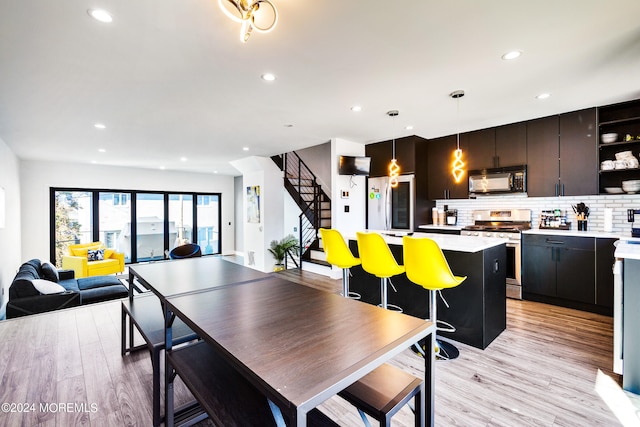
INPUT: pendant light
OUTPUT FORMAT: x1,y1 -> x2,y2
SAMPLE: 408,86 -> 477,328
387,110 -> 400,188
450,90 -> 465,183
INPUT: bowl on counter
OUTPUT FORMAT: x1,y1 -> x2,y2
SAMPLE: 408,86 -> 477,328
622,180 -> 640,194
605,187 -> 624,194
601,133 -> 618,143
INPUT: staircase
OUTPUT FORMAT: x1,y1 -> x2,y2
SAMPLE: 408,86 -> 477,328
271,152 -> 331,268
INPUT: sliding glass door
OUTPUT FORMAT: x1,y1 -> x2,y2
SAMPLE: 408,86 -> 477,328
51,188 -> 221,266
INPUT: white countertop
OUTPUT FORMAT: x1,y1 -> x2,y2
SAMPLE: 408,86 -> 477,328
523,229 -> 622,239
418,224 -> 464,231
615,241 -> 640,260
347,231 -> 508,253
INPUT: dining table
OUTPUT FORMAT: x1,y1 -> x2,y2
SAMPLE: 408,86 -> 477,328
163,274 -> 436,426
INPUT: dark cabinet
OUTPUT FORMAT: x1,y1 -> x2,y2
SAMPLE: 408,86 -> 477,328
522,234 -> 614,314
365,136 -> 416,177
465,124 -> 527,170
559,108 -> 598,196
427,135 -> 468,199
526,110 -> 598,197
495,122 -> 527,167
526,116 -> 560,197
465,128 -> 496,171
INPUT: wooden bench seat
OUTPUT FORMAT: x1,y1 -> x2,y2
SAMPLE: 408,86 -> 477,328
339,362 -> 423,427
121,294 -> 198,427
167,340 -> 339,427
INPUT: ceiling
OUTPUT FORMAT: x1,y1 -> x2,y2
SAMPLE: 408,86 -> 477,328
1,1 -> 640,176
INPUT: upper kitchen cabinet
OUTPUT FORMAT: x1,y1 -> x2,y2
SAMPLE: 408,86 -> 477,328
427,135 -> 468,199
526,115 -> 560,197
598,99 -> 640,194
464,128 -> 496,171
495,122 -> 527,167
559,108 -> 598,196
526,110 -> 598,197
365,136 -> 417,177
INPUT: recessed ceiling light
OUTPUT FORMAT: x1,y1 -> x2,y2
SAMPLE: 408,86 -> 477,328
243,147 -> 249,151
180,157 -> 188,162
91,160 -> 97,164
94,123 -> 106,129
351,105 -> 362,112
159,166 -> 165,170
405,125 -> 414,130
98,148 -> 106,153
502,50 -> 522,60
536,93 -> 551,100
261,73 -> 276,81
88,9 -> 113,23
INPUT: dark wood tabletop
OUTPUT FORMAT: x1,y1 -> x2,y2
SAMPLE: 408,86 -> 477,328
164,275 -> 434,426
128,256 -> 272,300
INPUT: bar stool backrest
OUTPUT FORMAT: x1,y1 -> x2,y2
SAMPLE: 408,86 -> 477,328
319,228 -> 360,269
402,236 -> 466,290
356,232 -> 404,278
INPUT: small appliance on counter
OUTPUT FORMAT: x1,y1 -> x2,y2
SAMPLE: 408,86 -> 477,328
539,209 -> 570,230
445,205 -> 458,226
627,209 -> 640,237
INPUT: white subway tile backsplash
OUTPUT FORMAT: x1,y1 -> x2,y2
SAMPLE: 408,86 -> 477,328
434,194 -> 640,233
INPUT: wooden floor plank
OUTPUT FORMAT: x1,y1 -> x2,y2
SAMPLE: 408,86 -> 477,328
0,266 -> 637,426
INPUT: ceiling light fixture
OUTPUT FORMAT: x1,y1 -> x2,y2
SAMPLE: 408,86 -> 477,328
98,148 -> 106,153
351,105 -> 362,112
405,125 -> 414,130
180,157 -> 188,162
218,0 -> 278,43
94,123 -> 106,129
88,9 -> 113,23
450,90 -> 466,183
502,50 -> 522,60
243,147 -> 249,151
536,93 -> 551,100
387,110 -> 400,188
261,73 -> 276,81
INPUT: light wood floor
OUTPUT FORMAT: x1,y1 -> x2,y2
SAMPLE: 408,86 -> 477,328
1,267 -> 639,426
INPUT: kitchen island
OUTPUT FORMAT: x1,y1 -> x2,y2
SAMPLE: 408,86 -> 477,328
347,232 -> 507,349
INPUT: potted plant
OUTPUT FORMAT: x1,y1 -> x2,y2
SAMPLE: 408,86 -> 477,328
268,234 -> 300,271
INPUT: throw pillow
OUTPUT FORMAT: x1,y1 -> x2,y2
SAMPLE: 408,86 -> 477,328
40,261 -> 60,282
31,278 -> 66,295
87,249 -> 105,261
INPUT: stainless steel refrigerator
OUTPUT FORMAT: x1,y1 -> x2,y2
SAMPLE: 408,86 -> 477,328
367,174 -> 415,231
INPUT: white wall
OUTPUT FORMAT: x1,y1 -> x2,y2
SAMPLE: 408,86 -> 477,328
330,138 -> 367,235
0,138 -> 22,317
19,160 -> 236,261
231,156 -> 284,272
234,175 -> 244,255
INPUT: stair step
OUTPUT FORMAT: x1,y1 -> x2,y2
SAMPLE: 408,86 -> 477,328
309,249 -> 326,262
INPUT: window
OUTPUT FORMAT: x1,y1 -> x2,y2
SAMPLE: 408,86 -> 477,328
51,188 -> 221,265
53,191 -> 93,267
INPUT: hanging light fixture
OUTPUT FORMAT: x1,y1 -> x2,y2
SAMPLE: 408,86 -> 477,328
218,0 -> 278,43
387,110 -> 401,188
450,90 -> 465,183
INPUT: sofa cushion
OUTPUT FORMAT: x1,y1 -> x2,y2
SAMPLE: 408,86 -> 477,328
40,262 -> 59,282
70,244 -> 102,257
87,249 -> 105,261
80,284 -> 128,304
9,259 -> 43,299
31,279 -> 66,295
77,275 -> 123,291
58,278 -> 80,293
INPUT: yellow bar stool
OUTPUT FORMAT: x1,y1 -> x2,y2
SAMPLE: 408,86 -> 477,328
356,231 -> 404,311
319,228 -> 361,299
403,235 -> 466,360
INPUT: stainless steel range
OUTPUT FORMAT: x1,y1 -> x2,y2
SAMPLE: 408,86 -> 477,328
461,209 -> 531,299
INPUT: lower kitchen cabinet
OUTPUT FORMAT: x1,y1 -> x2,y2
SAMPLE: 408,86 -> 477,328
522,234 -> 613,315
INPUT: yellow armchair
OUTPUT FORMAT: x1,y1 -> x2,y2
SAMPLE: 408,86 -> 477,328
62,242 -> 125,278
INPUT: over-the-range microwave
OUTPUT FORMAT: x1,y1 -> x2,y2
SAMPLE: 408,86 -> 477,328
468,165 -> 527,195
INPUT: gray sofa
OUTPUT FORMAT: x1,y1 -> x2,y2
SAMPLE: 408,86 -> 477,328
7,259 -> 128,319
